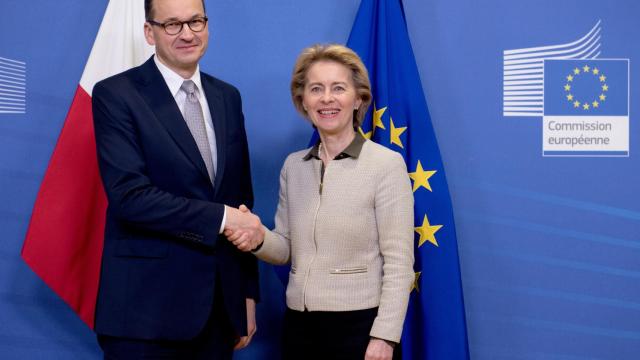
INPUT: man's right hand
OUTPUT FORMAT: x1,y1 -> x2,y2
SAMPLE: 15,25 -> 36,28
224,205 -> 264,252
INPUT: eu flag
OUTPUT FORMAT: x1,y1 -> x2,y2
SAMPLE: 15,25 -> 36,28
346,0 -> 470,358
542,59 -> 629,156
544,59 -> 628,116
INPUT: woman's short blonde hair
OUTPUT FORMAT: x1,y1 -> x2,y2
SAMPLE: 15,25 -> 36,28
290,44 -> 372,128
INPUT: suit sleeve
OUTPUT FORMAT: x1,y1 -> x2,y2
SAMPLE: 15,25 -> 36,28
231,87 -> 260,301
92,80 -> 224,248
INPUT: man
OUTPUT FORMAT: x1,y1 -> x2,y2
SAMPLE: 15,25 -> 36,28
92,0 -> 263,358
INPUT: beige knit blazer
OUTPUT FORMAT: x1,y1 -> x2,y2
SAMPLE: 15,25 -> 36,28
254,140 -> 415,343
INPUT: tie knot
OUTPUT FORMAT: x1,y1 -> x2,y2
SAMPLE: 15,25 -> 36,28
181,80 -> 197,95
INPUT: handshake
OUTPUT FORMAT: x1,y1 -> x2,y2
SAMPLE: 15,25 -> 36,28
223,205 -> 265,252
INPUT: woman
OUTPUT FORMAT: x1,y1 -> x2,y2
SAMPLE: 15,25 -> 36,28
228,44 -> 414,360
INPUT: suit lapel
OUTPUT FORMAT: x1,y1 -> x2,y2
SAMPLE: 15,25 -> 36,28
201,74 -> 227,195
134,58 -> 212,185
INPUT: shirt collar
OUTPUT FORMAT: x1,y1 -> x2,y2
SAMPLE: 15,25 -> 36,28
154,55 -> 203,97
303,131 -> 366,161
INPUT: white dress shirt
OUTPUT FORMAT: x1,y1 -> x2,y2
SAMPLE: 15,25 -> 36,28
154,56 -> 226,233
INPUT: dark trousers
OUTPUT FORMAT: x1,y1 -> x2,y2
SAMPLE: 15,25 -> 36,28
97,283 -> 235,360
282,307 -> 402,360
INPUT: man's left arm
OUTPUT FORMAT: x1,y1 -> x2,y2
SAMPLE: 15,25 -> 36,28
227,86 -> 260,349
235,298 -> 257,350
230,86 -> 260,302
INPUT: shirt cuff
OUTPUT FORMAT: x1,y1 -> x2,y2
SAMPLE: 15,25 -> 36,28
218,206 -> 227,234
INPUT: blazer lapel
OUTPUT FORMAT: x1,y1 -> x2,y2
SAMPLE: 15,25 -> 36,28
134,58 -> 212,184
201,75 -> 227,195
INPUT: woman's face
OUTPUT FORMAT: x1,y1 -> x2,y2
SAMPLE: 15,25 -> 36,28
302,60 -> 362,137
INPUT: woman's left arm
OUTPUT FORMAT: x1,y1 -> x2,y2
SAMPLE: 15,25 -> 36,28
369,152 -> 415,344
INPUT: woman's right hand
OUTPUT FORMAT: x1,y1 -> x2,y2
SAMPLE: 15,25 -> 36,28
224,204 -> 264,252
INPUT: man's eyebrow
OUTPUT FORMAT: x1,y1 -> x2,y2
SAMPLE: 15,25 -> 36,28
158,14 -> 204,22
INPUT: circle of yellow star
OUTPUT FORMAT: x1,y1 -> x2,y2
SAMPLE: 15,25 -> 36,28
358,127 -> 372,139
415,214 -> 443,247
411,272 -> 422,292
389,117 -> 407,149
361,103 -> 387,139
409,160 -> 437,192
564,65 -> 607,112
373,103 -> 387,131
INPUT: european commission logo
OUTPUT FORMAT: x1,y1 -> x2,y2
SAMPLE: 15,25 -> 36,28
0,56 -> 26,114
503,21 -> 630,157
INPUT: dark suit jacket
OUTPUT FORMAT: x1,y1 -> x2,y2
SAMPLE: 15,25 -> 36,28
92,56 -> 258,340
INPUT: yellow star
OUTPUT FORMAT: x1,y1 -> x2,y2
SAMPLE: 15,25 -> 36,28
592,101 -> 599,108
566,74 -> 574,82
411,272 -> 422,292
566,94 -> 574,101
409,160 -> 437,192
358,127 -> 372,140
599,94 -> 606,101
415,214 -> 443,247
593,68 -> 600,75
372,103 -> 387,131
582,65 -> 590,73
602,84 -> 608,91
564,84 -> 571,91
599,75 -> 606,82
389,117 -> 407,149
573,101 -> 580,108
573,67 -> 580,75
583,103 -> 590,110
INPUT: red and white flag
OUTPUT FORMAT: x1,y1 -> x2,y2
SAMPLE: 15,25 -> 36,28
21,0 -> 153,328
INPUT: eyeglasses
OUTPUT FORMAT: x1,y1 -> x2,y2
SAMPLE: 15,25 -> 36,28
147,16 -> 208,35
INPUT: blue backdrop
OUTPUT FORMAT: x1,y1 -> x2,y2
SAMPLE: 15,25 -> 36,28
0,0 -> 638,359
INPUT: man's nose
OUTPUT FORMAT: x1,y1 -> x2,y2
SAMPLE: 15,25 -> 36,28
178,23 -> 196,39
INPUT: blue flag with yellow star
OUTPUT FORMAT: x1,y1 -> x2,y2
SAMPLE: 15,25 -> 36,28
346,0 -> 470,358
542,59 -> 629,156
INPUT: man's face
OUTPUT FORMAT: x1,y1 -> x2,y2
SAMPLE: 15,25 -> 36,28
144,0 -> 209,78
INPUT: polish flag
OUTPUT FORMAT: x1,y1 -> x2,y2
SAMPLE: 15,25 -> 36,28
21,0 -> 153,328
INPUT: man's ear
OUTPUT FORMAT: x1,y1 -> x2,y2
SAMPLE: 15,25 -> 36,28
144,23 -> 156,46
